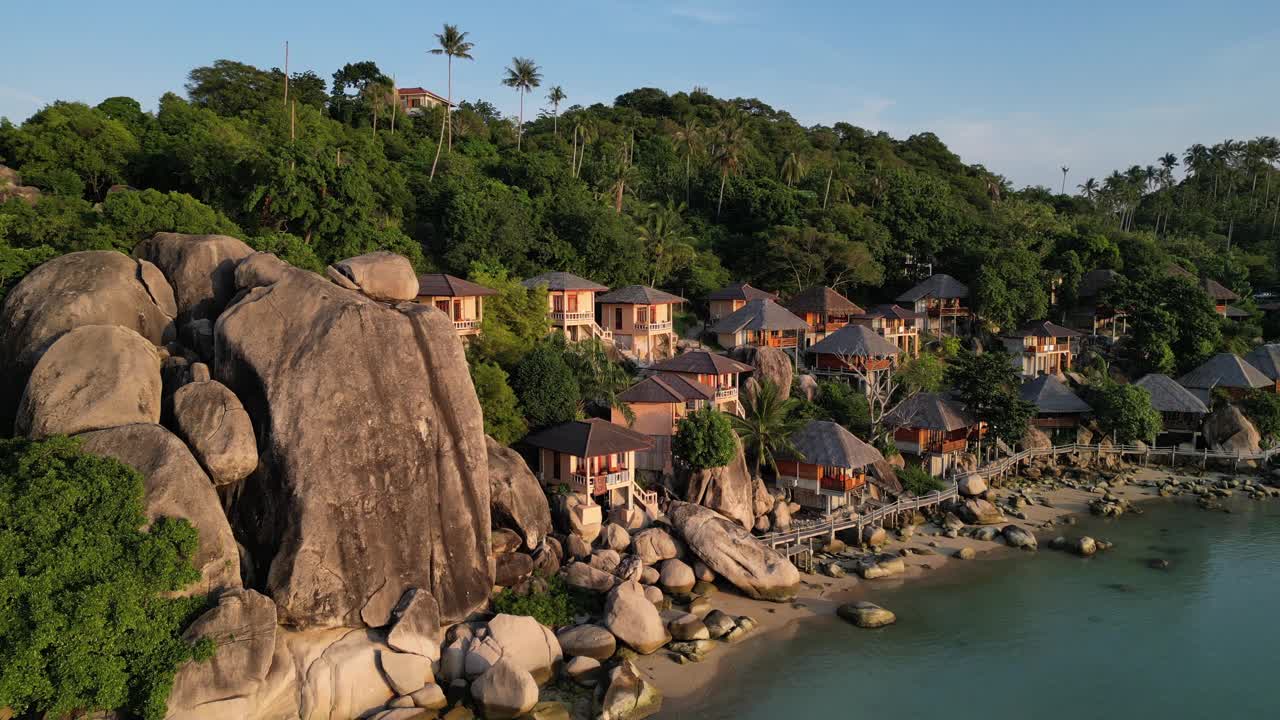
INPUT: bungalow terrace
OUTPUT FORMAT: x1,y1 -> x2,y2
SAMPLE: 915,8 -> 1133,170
896,273 -> 971,337
646,350 -> 753,416
706,282 -> 778,323
776,420 -> 901,514
883,392 -> 979,476
710,299 -> 808,357
524,418 -> 655,512
852,304 -> 923,357
415,273 -> 497,341
1134,373 -> 1209,445
596,285 -> 684,362
522,271 -> 612,343
1177,352 -> 1273,403
1072,268 -> 1128,338
806,324 -> 901,394
612,374 -> 712,474
1019,374 -> 1091,440
1000,320 -> 1082,378
783,286 -> 864,347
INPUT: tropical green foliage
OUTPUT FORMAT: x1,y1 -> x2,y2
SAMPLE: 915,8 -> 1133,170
945,348 -> 1035,447
511,337 -> 580,429
899,463 -> 946,495
897,352 -> 946,394
0,436 -> 212,720
730,380 -> 804,477
470,362 -> 527,444
812,379 -> 872,433
468,262 -> 550,369
1243,390 -> 1280,443
673,407 -> 738,470
1088,382 -> 1163,444
490,573 -> 598,628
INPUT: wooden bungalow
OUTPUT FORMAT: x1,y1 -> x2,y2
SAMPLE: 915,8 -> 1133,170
706,282 -> 778,324
1019,374 -> 1092,439
1000,320 -> 1082,378
1072,268 -> 1128,338
416,273 -> 498,340
852,304 -> 922,357
776,420 -> 901,514
1202,278 -> 1244,319
806,324 -> 901,393
524,418 -> 655,511
613,374 -> 713,474
883,392 -> 979,476
596,285 -> 685,362
522,271 -> 612,343
646,350 -> 753,416
1134,373 -> 1209,445
710,299 -> 808,358
1177,353 -> 1274,403
896,273 -> 971,337
783,286 -> 865,347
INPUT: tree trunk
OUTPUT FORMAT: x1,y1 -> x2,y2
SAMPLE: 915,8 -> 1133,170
446,57 -> 454,152
685,153 -> 692,206
615,182 -> 623,214
429,103 -> 447,181
717,171 -> 727,218
823,168 -> 833,209
553,108 -> 558,137
517,89 -> 524,151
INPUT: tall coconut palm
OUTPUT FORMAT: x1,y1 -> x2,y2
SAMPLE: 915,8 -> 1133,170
503,57 -> 542,151
428,24 -> 474,180
602,134 -> 639,214
546,85 -> 567,137
1078,177 -> 1099,202
361,79 -> 394,135
637,200 -> 697,286
710,107 -> 747,219
781,150 -> 805,187
1059,165 -> 1070,194
729,378 -> 804,479
571,116 -> 597,178
671,118 -> 701,205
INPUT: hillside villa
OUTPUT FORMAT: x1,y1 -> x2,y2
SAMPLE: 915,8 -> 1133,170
1072,268 -> 1128,338
522,271 -> 612,343
645,350 -> 753,416
523,418 -> 656,513
1019,374 -> 1092,440
776,420 -> 901,514
896,273 -> 971,337
805,324 -> 901,393
416,273 -> 497,340
1001,320 -> 1082,378
883,392 -> 979,476
710,299 -> 808,357
1134,373 -> 1210,446
1177,352 -> 1274,402
783,286 -> 864,347
596,285 -> 684,362
397,87 -> 453,114
1202,278 -> 1247,319
613,374 -> 712,474
852,304 -> 922,357
706,282 -> 778,324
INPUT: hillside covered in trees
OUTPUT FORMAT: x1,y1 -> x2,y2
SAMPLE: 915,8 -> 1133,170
2,54 -> 1278,351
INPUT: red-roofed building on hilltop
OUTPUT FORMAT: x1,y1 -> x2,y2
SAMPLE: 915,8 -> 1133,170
398,87 -> 453,114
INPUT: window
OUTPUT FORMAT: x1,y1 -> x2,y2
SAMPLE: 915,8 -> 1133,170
553,294 -> 564,312
453,300 -> 462,321
615,307 -> 623,330
552,451 -> 562,480
434,299 -> 449,314
568,294 -> 579,313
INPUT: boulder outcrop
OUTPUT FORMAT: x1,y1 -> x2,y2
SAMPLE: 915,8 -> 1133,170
604,581 -> 669,654
166,589 -> 277,719
170,380 -> 257,485
730,345 -> 792,401
683,437 -> 754,529
132,232 -> 254,327
667,501 -> 799,601
1204,405 -> 1262,455
597,661 -> 662,720
487,436 -> 552,550
328,252 -> 419,302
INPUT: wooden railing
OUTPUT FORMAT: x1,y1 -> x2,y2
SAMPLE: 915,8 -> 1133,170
452,319 -> 481,330
551,310 -> 594,323
714,387 -> 738,400
634,320 -> 672,332
762,485 -> 959,548
766,335 -> 798,348
635,486 -> 658,509
957,442 -> 1280,482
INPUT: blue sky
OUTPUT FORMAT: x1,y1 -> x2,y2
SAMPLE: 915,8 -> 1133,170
5,1 -> 1278,189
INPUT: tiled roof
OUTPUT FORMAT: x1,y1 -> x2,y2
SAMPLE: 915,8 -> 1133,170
596,285 -> 686,305
1019,374 -> 1092,414
1004,320 -> 1083,338
786,420 -> 884,470
522,271 -> 609,292
1177,353 -> 1272,390
807,325 -> 901,358
1134,374 -> 1209,415
707,282 -> 778,302
883,392 -> 975,431
1244,343 -> 1280,381
649,351 -> 752,375
1203,279 -> 1240,302
618,374 -> 712,404
858,304 -> 924,321
783,286 -> 864,317
896,273 -> 970,302
416,273 -> 498,297
523,418 -> 653,457
710,299 -> 809,334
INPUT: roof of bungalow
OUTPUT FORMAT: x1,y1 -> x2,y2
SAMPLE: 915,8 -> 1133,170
1134,374 -> 1210,415
618,374 -> 713,404
1224,305 -> 1251,319
1004,320 -> 1083,338
707,282 -> 778,302
896,273 -> 970,302
786,420 -> 885,471
416,273 -> 499,298
596,285 -> 686,305
1019,374 -> 1092,415
397,87 -> 454,106
783,286 -> 864,318
648,350 -> 753,376
710,299 -> 809,334
1076,269 -> 1121,299
858,304 -> 924,321
807,324 -> 902,358
1177,353 -> 1272,390
883,392 -> 975,432
521,271 -> 609,292
1203,279 -> 1240,302
1244,343 -> 1280,381
524,418 -> 653,457
1165,262 -> 1196,280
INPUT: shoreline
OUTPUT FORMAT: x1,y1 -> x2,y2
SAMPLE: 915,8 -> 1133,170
641,465 -> 1250,717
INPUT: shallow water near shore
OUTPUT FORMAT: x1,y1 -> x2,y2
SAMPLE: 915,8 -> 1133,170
679,498 -> 1280,719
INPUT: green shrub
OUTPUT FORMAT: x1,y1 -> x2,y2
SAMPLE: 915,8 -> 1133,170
512,337 -> 580,429
1244,390 -> 1280,443
1089,381 -> 1163,444
471,361 -> 528,444
490,574 -> 599,628
0,436 -> 213,720
898,463 -> 945,495
814,380 -> 871,432
673,407 -> 737,470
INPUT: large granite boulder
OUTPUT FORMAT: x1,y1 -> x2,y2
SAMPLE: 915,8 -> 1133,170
959,498 -> 1006,525
597,660 -> 662,720
487,436 -> 552,550
171,380 -> 258,485
77,423 -> 240,596
603,581 -> 669,655
730,345 -> 792,401
556,624 -> 616,661
216,253 -> 491,628
16,325 -> 162,438
1204,405 -> 1262,455
667,501 -> 799,602
472,658 -> 539,720
629,528 -> 683,566
683,437 -> 754,529
132,232 -> 254,326
1023,425 -> 1053,451
291,628 -> 397,719
328,252 -> 419,302
386,589 -> 442,660
166,590 -> 277,718
481,614 -> 563,685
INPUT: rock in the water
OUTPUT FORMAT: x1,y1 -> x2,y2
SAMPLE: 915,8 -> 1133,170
77,423 -> 240,595
858,556 -> 905,579
216,253 -> 490,627
958,473 -> 987,497
730,345 -> 792,402
471,658 -> 538,720
668,613 -> 710,641
165,589 -> 276,718
836,601 -> 896,628
16,325 -> 161,438
667,501 -> 800,602
487,436 -> 552,550
597,660 -> 662,720
630,528 -> 683,566
132,232 -> 253,326
387,589 -> 442,660
702,610 -> 737,640
658,559 -> 695,595
956,547 -> 976,560
329,252 -> 420,302
556,624 -> 616,661
604,581 -> 669,655
683,437 -> 755,529
170,379 -> 257,485
960,498 -> 1006,525
1002,524 -> 1038,550
1070,536 -> 1098,557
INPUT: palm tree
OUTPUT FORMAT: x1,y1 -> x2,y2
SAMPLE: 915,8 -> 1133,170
781,150 -> 805,187
1078,177 -> 1099,202
571,116 -> 597,178
729,378 -> 804,479
361,79 -> 394,135
503,57 -> 542,151
710,107 -> 747,218
546,85 -> 567,137
428,24 -> 474,180
636,200 -> 697,286
1060,165 -> 1070,194
671,118 -> 702,205
602,133 -> 638,214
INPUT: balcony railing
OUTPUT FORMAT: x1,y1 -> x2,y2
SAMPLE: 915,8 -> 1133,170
634,320 -> 673,332
928,306 -> 968,317
551,310 -> 594,323
765,335 -> 798,348
714,387 -> 738,400
926,438 -> 968,454
569,470 -> 631,493
452,319 -> 482,330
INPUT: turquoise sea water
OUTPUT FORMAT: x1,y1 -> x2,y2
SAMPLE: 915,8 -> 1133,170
682,498 -> 1280,719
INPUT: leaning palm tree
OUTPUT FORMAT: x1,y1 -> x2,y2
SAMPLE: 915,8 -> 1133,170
729,379 -> 804,479
503,57 -> 542,151
546,85 -> 567,137
428,24 -> 474,180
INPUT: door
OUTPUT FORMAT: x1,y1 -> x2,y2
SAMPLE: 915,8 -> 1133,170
614,307 -> 623,330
